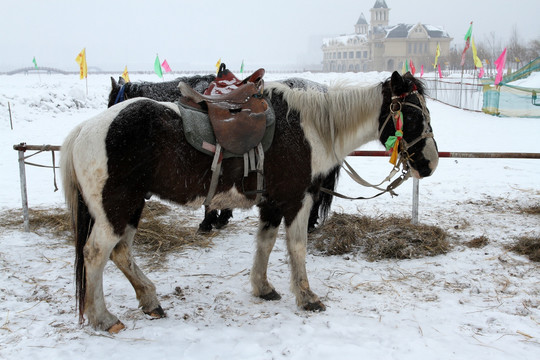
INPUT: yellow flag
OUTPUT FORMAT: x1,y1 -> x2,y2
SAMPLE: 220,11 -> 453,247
75,48 -> 88,79
121,66 -> 130,82
471,37 -> 483,69
433,43 -> 441,69
215,58 -> 221,74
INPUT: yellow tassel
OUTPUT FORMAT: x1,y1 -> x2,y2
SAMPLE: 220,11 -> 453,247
389,141 -> 399,165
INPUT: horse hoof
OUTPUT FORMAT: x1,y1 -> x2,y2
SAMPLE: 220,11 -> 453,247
303,301 -> 326,312
259,289 -> 281,301
198,224 -> 213,233
213,220 -> 228,230
107,320 -> 125,334
145,306 -> 166,318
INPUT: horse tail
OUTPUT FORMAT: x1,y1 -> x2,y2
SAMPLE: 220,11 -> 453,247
318,165 -> 341,224
60,125 -> 93,324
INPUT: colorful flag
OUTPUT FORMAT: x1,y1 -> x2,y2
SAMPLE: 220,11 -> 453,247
409,60 -> 416,75
433,43 -> 440,69
401,61 -> 406,74
460,22 -> 473,67
471,36 -> 483,69
438,63 -> 443,79
32,56 -> 38,69
215,58 -> 221,74
478,67 -> 484,78
121,66 -> 130,83
154,55 -> 163,78
161,59 -> 172,73
420,65 -> 424,77
494,48 -> 507,85
75,48 -> 88,79
240,59 -> 244,74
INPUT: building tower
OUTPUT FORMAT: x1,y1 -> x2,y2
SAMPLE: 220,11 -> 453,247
370,0 -> 389,28
355,13 -> 368,35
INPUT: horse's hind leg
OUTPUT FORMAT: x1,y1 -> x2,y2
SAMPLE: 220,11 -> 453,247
214,208 -> 233,229
84,222 -> 125,332
251,202 -> 282,301
285,195 -> 325,311
110,225 -> 164,318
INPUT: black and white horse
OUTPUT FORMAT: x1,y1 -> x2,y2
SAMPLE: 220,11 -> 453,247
62,71 -> 438,332
108,75 -> 340,232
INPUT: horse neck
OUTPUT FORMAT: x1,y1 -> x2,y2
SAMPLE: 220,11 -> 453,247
278,83 -> 383,169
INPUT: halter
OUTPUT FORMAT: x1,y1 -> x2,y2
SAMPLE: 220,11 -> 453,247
113,84 -> 127,105
378,86 -> 434,167
321,84 -> 434,200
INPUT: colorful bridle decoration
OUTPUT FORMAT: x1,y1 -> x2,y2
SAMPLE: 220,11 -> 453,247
385,110 -> 403,165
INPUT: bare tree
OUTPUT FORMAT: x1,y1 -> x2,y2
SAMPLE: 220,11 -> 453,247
507,25 -> 527,70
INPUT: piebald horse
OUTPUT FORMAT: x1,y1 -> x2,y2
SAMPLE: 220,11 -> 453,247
108,75 -> 340,232
61,71 -> 438,332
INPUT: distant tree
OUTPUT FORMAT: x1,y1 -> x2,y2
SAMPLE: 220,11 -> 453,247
507,25 -> 527,70
525,38 -> 540,62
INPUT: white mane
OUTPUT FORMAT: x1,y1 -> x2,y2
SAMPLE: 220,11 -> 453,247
265,81 -> 383,176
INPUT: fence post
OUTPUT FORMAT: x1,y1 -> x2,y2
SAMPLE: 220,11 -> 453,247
411,177 -> 419,225
17,146 -> 30,232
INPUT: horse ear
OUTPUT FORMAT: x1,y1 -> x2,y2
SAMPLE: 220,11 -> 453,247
118,77 -> 126,86
390,71 -> 407,95
110,76 -> 117,89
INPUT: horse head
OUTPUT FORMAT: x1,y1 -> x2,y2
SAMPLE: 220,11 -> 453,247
108,77 -> 128,108
379,71 -> 439,179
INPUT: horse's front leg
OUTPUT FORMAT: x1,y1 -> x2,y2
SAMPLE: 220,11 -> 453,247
285,195 -> 326,311
251,202 -> 283,300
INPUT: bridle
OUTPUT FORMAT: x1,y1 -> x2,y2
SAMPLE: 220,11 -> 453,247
378,85 -> 434,166
321,83 -> 434,200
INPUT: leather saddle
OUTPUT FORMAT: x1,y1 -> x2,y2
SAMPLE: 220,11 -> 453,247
178,64 -> 268,155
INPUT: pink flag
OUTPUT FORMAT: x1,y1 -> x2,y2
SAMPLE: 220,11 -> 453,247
494,48 -> 507,85
420,65 -> 424,77
438,64 -> 443,79
161,59 -> 172,73
478,67 -> 484,78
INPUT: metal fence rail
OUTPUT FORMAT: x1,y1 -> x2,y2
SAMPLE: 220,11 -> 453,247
12,144 -> 540,231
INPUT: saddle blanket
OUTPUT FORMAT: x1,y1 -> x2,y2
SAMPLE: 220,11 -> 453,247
177,102 -> 276,159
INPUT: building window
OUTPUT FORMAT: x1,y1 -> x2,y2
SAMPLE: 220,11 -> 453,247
363,51 -> 368,58
343,52 -> 347,59
356,51 -> 361,58
349,51 -> 354,59
338,52 -> 341,59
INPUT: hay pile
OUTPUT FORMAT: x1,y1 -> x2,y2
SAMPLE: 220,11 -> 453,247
309,213 -> 450,261
0,201 -> 212,266
506,236 -> 540,262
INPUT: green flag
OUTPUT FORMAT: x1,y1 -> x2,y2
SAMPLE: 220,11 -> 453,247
464,22 -> 473,41
154,55 -> 163,78
32,56 -> 38,69
240,59 -> 244,74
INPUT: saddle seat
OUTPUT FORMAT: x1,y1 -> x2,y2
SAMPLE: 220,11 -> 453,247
178,64 -> 268,155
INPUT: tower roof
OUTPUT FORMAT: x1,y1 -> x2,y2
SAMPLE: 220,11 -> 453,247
373,0 -> 388,8
356,13 -> 368,25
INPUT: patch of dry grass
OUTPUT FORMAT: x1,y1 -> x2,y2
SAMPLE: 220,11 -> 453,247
309,213 -> 450,261
0,201 -> 212,266
520,204 -> 540,215
506,236 -> 540,262
464,236 -> 490,249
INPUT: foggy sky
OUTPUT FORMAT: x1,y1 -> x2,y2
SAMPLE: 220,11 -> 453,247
2,0 -> 539,72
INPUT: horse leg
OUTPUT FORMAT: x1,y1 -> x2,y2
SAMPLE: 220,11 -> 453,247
198,206 -> 217,232
109,225 -> 164,319
250,202 -> 283,300
214,208 -> 233,229
84,221 -> 125,332
285,195 -> 326,311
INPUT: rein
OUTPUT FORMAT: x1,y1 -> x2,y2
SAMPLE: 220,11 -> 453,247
321,86 -> 432,200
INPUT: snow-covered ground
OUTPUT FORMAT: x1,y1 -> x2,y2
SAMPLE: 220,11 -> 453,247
0,72 -> 539,359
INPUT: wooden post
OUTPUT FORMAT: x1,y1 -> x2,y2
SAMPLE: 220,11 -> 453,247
412,177 -> 419,225
17,146 -> 30,232
8,101 -> 13,130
